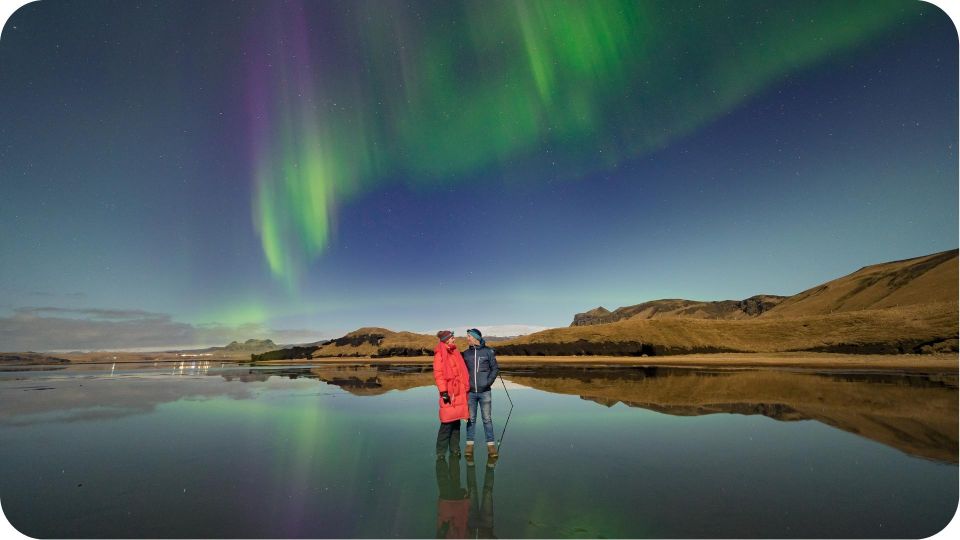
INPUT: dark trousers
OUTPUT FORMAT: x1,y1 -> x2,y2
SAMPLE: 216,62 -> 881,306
436,420 -> 461,455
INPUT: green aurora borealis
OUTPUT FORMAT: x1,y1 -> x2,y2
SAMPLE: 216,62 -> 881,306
1,0 -> 956,348
249,0 -> 918,287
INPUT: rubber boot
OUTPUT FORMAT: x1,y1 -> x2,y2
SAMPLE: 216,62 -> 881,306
465,443 -> 474,464
487,442 -> 498,458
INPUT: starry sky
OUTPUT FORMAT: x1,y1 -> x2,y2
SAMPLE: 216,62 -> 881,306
1,0 -> 957,351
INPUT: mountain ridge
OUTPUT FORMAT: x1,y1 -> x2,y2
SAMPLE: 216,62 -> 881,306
571,294 -> 788,326
244,248 -> 958,360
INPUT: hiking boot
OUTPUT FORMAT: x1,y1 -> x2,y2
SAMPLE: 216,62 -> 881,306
487,443 -> 498,458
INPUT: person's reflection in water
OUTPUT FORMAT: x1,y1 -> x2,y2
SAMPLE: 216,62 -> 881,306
435,455 -> 469,539
466,457 -> 496,538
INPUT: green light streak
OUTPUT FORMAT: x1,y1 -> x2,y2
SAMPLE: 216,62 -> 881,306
250,0 -> 921,287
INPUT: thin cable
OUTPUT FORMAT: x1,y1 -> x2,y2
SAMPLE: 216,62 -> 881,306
496,374 -> 514,448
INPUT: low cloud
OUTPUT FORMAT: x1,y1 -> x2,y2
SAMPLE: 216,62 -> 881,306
0,306 -> 326,352
15,306 -> 170,321
27,291 -> 86,299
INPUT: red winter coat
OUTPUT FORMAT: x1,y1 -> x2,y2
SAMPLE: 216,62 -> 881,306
433,340 -> 470,423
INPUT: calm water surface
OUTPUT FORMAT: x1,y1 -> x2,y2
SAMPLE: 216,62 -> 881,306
0,362 -> 956,538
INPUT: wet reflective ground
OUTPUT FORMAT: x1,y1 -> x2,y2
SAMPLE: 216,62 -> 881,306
1,362 -> 956,538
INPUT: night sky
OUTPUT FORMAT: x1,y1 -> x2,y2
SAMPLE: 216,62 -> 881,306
1,0 -> 957,351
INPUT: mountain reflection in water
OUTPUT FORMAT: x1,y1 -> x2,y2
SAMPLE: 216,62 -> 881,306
1,362 -> 956,538
240,364 -> 958,464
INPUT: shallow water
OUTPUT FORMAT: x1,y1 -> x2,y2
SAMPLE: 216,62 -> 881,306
0,362 -> 956,538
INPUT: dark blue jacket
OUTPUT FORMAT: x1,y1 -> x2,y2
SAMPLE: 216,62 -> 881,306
463,344 -> 499,393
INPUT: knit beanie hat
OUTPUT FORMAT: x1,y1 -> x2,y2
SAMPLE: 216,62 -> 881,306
466,328 -> 484,346
437,330 -> 454,342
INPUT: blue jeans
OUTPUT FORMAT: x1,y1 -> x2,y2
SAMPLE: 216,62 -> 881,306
466,390 -> 495,444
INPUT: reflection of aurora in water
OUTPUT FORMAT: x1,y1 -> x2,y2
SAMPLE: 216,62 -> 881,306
3,363 -> 956,461
0,364 -> 956,537
262,364 -> 960,463
246,0 -> 923,287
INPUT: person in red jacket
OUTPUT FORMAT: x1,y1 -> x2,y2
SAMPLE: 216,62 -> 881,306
434,329 -> 470,458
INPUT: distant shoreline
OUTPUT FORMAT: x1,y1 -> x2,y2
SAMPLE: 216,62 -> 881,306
6,352 -> 955,374
260,352 -> 959,373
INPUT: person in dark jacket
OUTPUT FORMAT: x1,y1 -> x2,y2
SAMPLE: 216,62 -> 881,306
463,328 -> 499,461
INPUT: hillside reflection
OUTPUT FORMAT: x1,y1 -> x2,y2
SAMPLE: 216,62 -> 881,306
238,364 -> 958,463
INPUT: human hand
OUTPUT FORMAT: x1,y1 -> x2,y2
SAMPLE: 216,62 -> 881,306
441,391 -> 450,404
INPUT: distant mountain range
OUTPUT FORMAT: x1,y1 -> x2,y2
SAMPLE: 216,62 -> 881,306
222,339 -> 278,352
251,327 -> 432,361
571,249 -> 958,326
252,248 -> 957,360
249,328 -> 535,361
496,249 -> 957,355
0,352 -> 70,366
571,295 -> 787,326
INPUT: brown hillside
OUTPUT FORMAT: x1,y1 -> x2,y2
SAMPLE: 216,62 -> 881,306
496,301 -> 957,355
253,249 -> 958,360
571,295 -> 786,326
310,327 -> 464,358
763,249 -> 958,318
